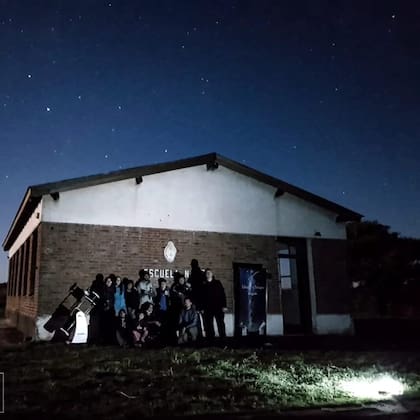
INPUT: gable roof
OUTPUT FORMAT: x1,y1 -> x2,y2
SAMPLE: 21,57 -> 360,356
2,152 -> 362,250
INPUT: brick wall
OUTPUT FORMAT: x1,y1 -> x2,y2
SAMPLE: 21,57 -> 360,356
38,222 -> 281,315
312,238 -> 351,314
5,227 -> 41,337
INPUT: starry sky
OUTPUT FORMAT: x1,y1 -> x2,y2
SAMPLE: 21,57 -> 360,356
1,0 -> 420,281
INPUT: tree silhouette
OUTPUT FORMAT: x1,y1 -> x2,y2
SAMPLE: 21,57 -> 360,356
347,221 -> 420,317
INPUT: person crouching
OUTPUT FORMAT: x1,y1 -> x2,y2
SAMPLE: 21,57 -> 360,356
178,297 -> 199,344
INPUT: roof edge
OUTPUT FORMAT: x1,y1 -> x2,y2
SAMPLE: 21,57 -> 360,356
3,152 -> 362,250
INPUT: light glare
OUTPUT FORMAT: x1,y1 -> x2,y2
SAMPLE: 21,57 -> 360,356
339,374 -> 405,399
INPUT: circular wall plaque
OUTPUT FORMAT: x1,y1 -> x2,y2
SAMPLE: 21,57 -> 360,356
164,241 -> 177,263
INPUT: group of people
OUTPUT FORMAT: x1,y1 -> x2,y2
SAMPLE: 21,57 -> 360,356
87,259 -> 227,347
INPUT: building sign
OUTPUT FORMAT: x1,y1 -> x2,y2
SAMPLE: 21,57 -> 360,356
164,241 -> 177,263
146,268 -> 190,280
238,267 -> 266,335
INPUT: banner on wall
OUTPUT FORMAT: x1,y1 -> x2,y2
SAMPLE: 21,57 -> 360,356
238,267 -> 267,335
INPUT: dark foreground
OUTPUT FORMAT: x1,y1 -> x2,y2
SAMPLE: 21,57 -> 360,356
2,333 -> 420,419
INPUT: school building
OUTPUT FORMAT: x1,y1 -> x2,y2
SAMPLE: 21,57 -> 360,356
2,153 -> 362,339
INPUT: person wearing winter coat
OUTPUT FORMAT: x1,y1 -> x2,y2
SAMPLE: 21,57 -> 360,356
125,280 -> 139,320
189,259 -> 206,310
114,276 -> 127,315
178,297 -> 199,344
102,276 -> 116,344
170,273 -> 191,315
201,269 -> 227,340
88,273 -> 105,344
115,309 -> 131,347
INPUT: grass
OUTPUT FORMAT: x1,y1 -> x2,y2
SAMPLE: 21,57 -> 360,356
2,344 -> 420,417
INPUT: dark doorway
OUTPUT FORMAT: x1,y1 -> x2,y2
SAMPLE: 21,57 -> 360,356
277,238 -> 312,334
233,263 -> 267,337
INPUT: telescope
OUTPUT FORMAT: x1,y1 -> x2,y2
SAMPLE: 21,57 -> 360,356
43,283 -> 100,343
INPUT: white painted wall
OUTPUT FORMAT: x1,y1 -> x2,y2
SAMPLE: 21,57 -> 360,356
9,201 -> 42,258
42,165 -> 278,234
315,314 -> 354,335
41,164 -> 345,239
276,193 -> 346,239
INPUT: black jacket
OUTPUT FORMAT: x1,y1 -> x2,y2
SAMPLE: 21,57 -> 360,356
189,268 -> 206,308
103,285 -> 115,312
201,279 -> 227,311
125,289 -> 140,310
154,287 -> 171,311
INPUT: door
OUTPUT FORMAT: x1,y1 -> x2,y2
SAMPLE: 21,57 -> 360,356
233,263 -> 267,337
278,239 -> 312,334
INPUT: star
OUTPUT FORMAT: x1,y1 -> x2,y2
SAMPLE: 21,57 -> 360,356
117,105 -> 122,110
5,175 -> 9,179
331,42 -> 336,47
108,3 -> 112,7
164,149 -> 168,153
46,106 -> 51,112
334,87 -> 339,91
181,45 -> 185,49
292,145 -> 297,150
391,14 -> 396,19
105,154 -> 109,159
77,95 -> 82,100
27,74 -> 32,78
201,90 -> 206,95
111,128 -> 116,132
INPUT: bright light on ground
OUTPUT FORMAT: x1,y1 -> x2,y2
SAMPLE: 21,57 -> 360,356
339,374 -> 405,399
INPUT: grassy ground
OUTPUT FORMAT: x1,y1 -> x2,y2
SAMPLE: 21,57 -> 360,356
2,343 -> 420,418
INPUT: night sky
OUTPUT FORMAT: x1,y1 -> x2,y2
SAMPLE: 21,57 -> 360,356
1,1 -> 420,281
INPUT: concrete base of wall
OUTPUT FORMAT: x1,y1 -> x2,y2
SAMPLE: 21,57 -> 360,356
314,314 -> 354,335
267,314 -> 284,335
5,308 -> 36,339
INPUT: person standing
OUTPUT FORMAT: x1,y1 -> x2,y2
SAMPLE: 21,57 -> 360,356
189,259 -> 206,310
154,278 -> 171,341
102,276 -> 116,344
136,269 -> 155,307
125,280 -> 140,321
201,269 -> 227,340
114,276 -> 127,316
88,273 -> 105,344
